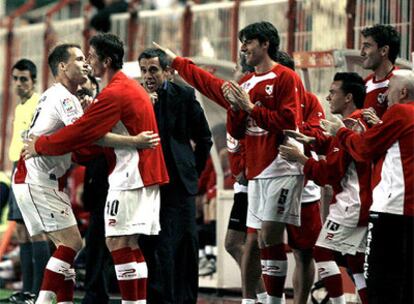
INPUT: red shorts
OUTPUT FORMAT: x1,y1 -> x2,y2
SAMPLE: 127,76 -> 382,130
287,200 -> 322,250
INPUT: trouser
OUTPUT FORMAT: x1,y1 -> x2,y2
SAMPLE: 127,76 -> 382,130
365,212 -> 414,304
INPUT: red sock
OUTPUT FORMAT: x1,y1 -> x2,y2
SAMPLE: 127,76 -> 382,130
314,246 -> 343,298
260,244 -> 287,298
40,245 -> 76,297
112,247 -> 139,301
56,278 -> 74,303
132,248 -> 148,301
347,253 -> 368,304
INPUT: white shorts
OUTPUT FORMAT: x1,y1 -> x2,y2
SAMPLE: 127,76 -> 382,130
246,175 -> 304,229
105,185 -> 161,237
316,219 -> 367,255
12,183 -> 77,236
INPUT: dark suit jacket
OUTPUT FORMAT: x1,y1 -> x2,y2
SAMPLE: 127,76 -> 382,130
156,81 -> 212,196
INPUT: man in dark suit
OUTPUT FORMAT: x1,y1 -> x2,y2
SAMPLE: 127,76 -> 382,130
138,48 -> 212,304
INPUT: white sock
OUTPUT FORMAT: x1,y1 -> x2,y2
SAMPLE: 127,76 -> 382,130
268,295 -> 283,304
199,249 -> 205,257
36,291 -> 55,304
241,299 -> 256,304
58,302 -> 73,304
330,294 -> 346,304
256,292 -> 267,303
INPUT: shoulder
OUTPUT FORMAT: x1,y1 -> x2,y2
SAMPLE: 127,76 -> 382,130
168,81 -> 195,95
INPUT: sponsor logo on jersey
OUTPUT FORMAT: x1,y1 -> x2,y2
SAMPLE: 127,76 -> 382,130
245,116 -> 268,136
226,133 -> 240,153
265,84 -> 273,95
245,102 -> 269,136
241,82 -> 251,91
62,98 -> 77,114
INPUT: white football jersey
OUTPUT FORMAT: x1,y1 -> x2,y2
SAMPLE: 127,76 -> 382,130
22,83 -> 83,189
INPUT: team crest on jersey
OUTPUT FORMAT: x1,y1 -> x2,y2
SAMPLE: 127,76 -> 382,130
265,84 -> 273,95
377,93 -> 386,104
61,98 -> 77,114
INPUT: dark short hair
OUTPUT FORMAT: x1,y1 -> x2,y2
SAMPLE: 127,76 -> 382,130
48,43 -> 81,77
12,59 -> 37,81
90,33 -> 124,70
333,72 -> 366,109
138,48 -> 169,70
275,51 -> 295,71
238,22 -> 280,61
361,24 -> 401,64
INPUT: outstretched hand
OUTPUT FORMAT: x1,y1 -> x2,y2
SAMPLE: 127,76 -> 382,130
22,135 -> 39,160
362,107 -> 381,126
283,130 -> 316,145
320,116 -> 344,136
279,143 -> 308,164
152,41 -> 178,61
221,81 -> 254,112
134,131 -> 160,149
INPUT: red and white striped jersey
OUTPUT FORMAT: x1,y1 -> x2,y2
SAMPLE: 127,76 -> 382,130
173,57 -> 304,180
14,83 -> 84,189
35,71 -> 169,190
337,102 -> 414,217
364,68 -> 395,118
304,111 -> 372,227
227,64 -> 304,179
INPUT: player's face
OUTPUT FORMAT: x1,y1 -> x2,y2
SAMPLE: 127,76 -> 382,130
326,81 -> 347,115
360,36 -> 383,70
139,57 -> 169,93
64,47 -> 89,85
11,69 -> 35,100
87,47 -> 105,78
240,38 -> 267,67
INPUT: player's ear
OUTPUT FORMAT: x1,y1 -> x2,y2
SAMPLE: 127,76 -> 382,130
103,57 -> 112,68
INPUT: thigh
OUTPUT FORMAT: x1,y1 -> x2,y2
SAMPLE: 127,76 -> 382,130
366,213 -> 406,303
316,219 -> 367,255
228,192 -> 248,232
287,200 -> 322,250
262,175 -> 303,226
12,183 -> 77,236
105,185 -> 161,237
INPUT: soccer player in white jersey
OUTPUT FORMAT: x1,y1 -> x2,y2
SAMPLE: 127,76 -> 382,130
23,34 -> 169,304
12,43 -> 90,304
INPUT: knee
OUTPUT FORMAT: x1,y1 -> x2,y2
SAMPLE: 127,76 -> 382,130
224,238 -> 243,257
106,236 -> 129,252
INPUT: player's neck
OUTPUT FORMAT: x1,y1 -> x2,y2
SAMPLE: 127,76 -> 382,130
373,60 -> 394,81
254,57 -> 276,74
342,104 -> 357,118
103,68 -> 119,84
19,92 -> 33,105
